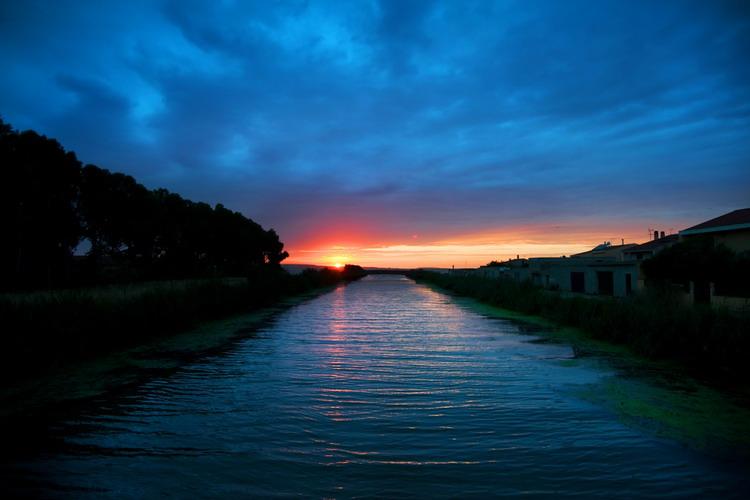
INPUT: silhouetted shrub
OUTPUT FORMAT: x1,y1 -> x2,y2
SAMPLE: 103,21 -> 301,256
642,237 -> 750,297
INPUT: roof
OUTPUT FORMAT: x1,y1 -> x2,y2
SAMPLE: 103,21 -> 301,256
571,243 -> 637,259
624,234 -> 678,253
680,208 -> 750,236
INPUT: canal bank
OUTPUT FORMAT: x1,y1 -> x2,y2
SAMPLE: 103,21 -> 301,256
408,270 -> 750,386
437,290 -> 750,454
2,275 -> 749,498
410,272 -> 750,458
0,268 -> 366,419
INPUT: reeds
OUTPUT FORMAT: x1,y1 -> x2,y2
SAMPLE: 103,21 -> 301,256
0,267 -> 364,380
409,271 -> 750,382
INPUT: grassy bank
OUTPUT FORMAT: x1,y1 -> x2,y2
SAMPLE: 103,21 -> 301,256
409,271 -> 750,383
0,266 -> 365,381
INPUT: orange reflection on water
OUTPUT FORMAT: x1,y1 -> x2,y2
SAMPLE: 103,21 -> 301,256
316,283 -> 361,423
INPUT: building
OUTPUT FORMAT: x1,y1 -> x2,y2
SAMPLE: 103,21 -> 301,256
570,242 -> 638,260
472,208 -> 749,302
679,208 -> 750,253
524,242 -> 640,297
473,243 -> 642,297
623,233 -> 678,261
475,258 -> 529,280
623,233 -> 679,289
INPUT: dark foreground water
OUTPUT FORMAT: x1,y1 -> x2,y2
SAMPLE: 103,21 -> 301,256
3,275 -> 749,498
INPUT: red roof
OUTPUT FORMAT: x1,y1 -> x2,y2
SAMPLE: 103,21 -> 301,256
681,208 -> 750,234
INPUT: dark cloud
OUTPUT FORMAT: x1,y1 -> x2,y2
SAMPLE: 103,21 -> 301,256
1,0 -> 749,253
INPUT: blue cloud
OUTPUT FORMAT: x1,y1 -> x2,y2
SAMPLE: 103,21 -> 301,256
1,0 -> 749,246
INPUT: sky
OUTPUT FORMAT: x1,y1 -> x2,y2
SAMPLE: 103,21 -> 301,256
1,0 -> 749,267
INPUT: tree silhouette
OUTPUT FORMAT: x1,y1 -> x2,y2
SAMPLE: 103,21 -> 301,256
1,119 -> 82,289
641,237 -> 750,296
0,118 -> 289,291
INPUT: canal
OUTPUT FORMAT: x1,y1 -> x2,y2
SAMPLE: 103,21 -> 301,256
3,275 -> 749,497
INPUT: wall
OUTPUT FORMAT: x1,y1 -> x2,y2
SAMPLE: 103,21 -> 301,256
590,264 -> 639,297
713,229 -> 750,253
527,258 -> 639,297
711,294 -> 750,312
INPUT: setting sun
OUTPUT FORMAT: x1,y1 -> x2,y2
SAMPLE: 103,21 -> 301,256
333,262 -> 344,269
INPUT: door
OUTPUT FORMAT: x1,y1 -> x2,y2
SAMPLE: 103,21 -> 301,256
596,271 -> 614,296
570,272 -> 585,293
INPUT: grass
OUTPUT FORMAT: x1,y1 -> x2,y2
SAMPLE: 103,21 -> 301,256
0,286 -> 335,418
409,271 -> 750,384
0,266 -> 364,381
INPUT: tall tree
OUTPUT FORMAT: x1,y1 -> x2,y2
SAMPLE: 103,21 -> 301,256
1,118 -> 289,290
0,119 -> 82,290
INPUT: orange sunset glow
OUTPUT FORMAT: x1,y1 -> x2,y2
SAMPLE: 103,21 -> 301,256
3,1 -> 750,496
284,222 -> 665,268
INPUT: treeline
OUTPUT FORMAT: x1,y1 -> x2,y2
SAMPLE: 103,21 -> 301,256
0,118 -> 288,291
0,118 -> 370,380
410,271 -> 750,382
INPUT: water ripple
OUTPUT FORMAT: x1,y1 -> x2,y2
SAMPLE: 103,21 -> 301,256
6,275 -> 749,498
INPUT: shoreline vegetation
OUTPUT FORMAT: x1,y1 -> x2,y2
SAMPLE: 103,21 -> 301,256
3,116 -> 748,411
408,270 -> 750,387
0,269 -> 364,419
1,261 -> 366,383
0,117 -> 367,385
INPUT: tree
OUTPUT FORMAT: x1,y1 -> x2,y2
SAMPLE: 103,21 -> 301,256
1,117 -> 290,290
0,119 -> 82,290
641,237 -> 750,296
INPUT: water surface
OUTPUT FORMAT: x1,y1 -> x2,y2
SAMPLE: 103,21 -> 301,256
4,275 -> 749,497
